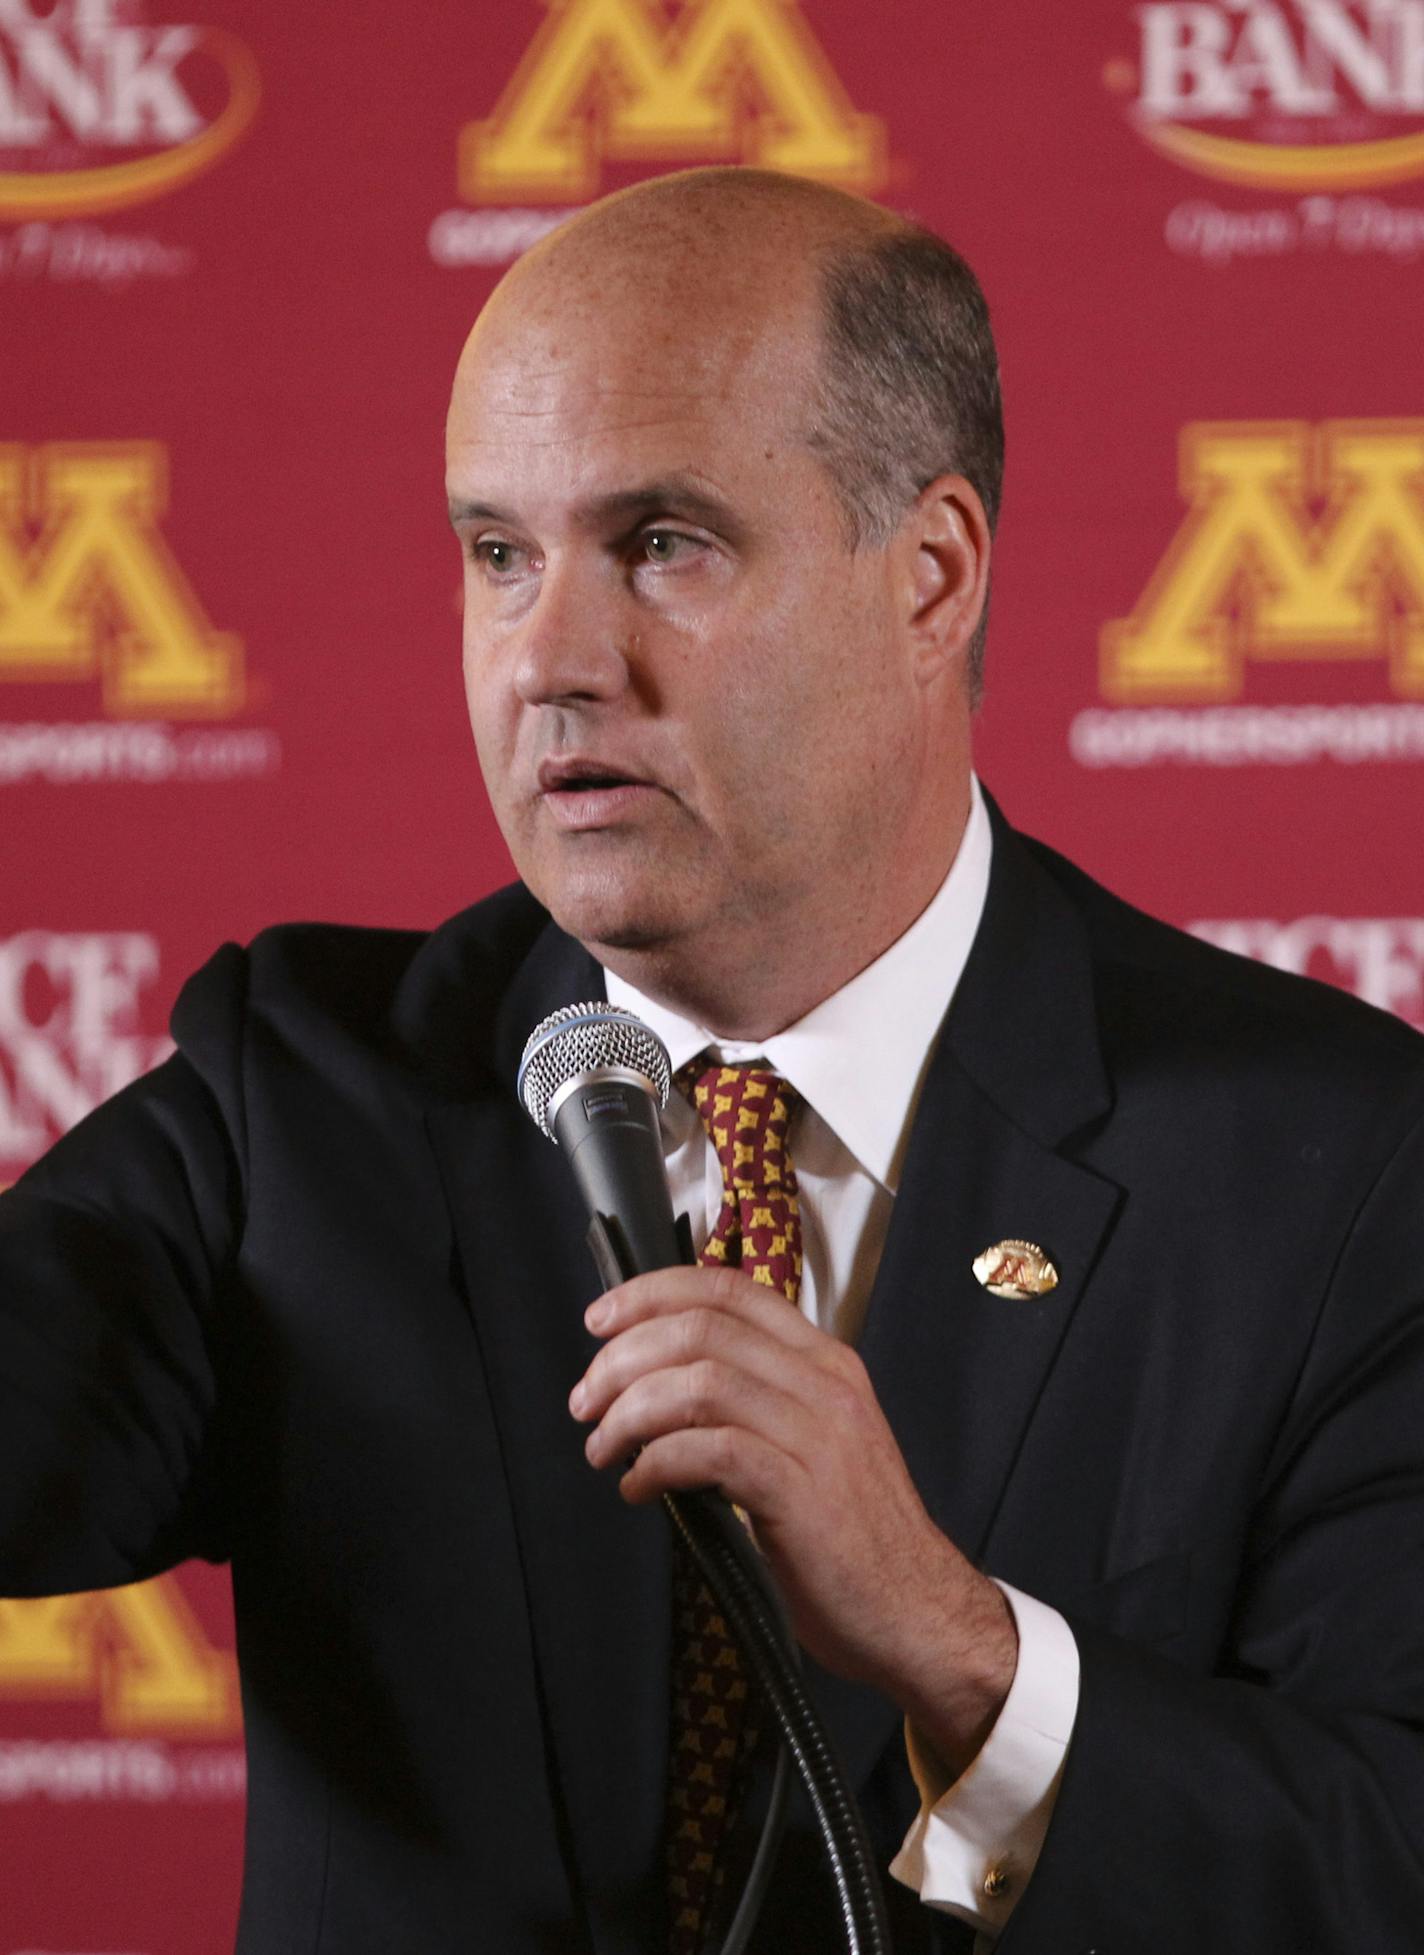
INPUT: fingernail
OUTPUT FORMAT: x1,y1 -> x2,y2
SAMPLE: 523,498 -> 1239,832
586,1299 -> 611,1331
569,1380 -> 587,1416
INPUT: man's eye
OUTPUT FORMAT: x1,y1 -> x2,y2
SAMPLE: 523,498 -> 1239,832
473,538 -> 523,575
640,529 -> 694,564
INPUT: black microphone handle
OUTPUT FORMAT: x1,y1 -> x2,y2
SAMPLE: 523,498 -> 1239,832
548,1073 -> 685,1280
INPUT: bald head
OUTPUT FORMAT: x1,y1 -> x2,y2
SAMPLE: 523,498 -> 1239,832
454,169 -> 1003,694
455,170 -> 856,442
505,165 -> 901,292
455,169 -> 896,449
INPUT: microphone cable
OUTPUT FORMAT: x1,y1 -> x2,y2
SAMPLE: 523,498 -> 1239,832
666,1483 -> 890,1955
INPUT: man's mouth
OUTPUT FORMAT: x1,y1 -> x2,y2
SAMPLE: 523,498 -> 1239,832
536,756 -> 664,827
538,757 -> 654,795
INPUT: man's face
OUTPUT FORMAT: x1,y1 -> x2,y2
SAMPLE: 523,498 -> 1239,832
446,257 -> 929,993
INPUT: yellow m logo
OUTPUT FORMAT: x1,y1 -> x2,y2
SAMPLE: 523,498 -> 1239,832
0,1578 -> 239,1735
0,442 -> 244,718
1102,421 -> 1424,703
462,0 -> 885,202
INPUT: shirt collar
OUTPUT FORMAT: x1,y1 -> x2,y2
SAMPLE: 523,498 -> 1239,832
603,776 -> 993,1194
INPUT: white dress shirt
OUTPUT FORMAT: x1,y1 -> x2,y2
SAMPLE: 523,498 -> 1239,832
604,777 -> 1080,1939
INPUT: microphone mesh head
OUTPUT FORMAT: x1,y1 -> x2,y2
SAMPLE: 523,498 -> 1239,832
517,1003 -> 672,1140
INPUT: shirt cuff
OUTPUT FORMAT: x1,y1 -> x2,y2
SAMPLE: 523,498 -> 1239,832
889,1580 -> 1080,1937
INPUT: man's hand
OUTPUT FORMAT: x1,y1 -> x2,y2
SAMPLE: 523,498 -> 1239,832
569,1264 -> 1018,1779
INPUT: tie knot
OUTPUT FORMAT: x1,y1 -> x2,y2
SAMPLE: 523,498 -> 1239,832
675,1060 -> 803,1305
676,1061 -> 799,1197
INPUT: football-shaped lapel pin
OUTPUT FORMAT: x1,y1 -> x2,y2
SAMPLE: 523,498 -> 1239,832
972,1239 -> 1059,1300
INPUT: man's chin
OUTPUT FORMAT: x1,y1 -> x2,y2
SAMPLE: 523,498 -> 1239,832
576,916 -> 674,955
507,812 -> 716,949
535,877 -> 684,958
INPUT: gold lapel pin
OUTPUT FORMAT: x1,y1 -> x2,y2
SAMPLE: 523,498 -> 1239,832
972,1239 -> 1059,1300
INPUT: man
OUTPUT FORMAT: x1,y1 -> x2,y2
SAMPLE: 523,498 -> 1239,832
3,167 -> 1424,1954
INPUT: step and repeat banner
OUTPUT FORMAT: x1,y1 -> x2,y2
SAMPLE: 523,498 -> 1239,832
2,0 -> 1421,1946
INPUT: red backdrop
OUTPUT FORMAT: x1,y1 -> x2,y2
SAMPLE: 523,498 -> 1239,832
3,1 -> 1422,1946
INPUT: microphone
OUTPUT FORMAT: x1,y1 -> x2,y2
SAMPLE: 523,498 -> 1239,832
516,1001 -> 892,1953
517,1002 -> 686,1285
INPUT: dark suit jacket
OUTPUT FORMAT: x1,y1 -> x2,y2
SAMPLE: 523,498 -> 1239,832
4,800 -> 1424,1954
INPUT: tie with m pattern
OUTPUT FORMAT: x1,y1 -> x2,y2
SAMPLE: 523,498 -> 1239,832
666,1061 -> 803,1954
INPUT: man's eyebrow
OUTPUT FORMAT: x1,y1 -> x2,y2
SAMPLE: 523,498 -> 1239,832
586,480 -> 738,531
446,479 -> 739,533
448,497 -> 504,528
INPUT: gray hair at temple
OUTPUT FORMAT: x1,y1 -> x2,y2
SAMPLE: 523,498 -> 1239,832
807,226 -> 1005,707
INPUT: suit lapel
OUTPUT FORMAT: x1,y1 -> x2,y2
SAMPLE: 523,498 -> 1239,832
807,809 -> 1124,1789
871,804 -> 1123,1561
424,919 -> 671,1955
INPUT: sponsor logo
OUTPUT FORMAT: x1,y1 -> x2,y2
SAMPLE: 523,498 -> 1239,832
0,930 -> 171,1169
431,0 -> 885,267
0,0 -> 260,223
0,1736 -> 245,1803
1103,420 -> 1424,703
0,719 -> 279,782
1162,189 -> 1424,260
0,216 -> 192,283
1112,1 -> 1424,191
1190,915 -> 1424,1026
0,1583 -> 238,1736
1074,420 -> 1424,767
1069,701 -> 1424,765
1108,4 -> 1424,261
0,442 -> 242,716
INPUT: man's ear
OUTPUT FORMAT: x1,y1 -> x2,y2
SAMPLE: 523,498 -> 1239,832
902,474 -> 991,687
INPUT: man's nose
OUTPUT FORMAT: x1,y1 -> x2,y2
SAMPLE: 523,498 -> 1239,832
512,559 -> 633,707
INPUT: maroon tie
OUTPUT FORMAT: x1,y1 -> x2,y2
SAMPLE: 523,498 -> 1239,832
666,1063 -> 803,1954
